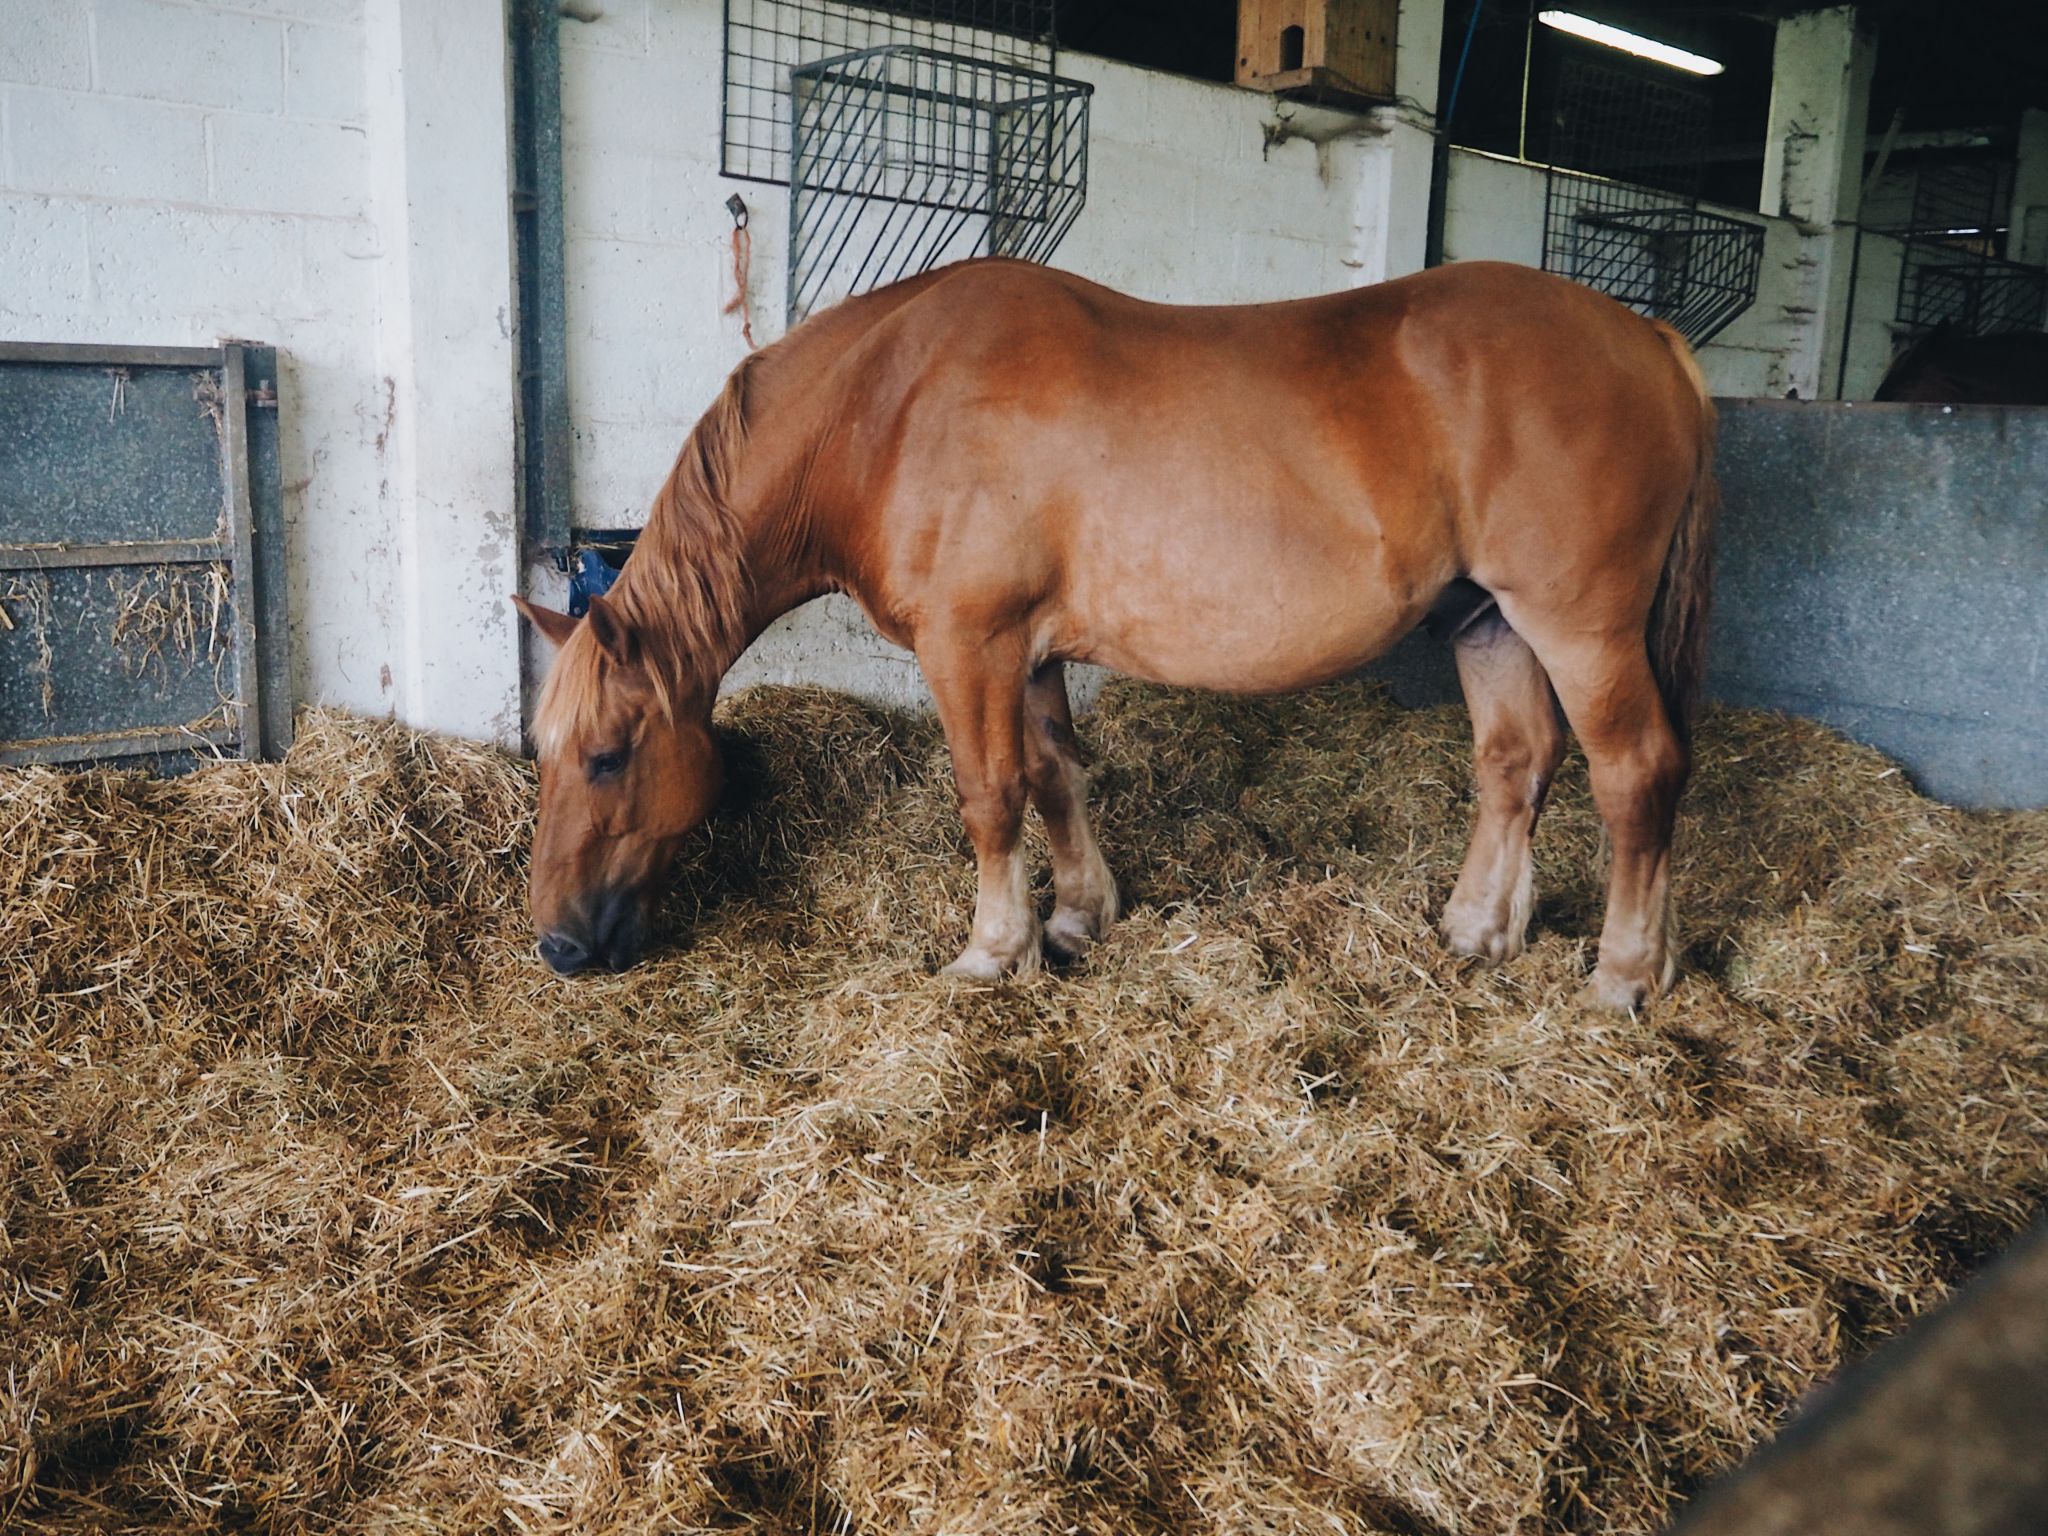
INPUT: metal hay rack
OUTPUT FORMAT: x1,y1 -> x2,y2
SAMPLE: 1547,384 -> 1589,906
1888,157 -> 2048,337
722,1 -> 1092,324
1540,56 -> 1764,347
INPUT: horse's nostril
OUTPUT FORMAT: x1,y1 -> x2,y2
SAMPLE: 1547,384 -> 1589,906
538,931 -> 591,975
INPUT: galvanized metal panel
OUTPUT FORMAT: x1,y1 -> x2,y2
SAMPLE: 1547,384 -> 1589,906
1709,400 -> 2048,810
0,562 -> 236,764
0,342 -> 287,769
0,356 -> 230,546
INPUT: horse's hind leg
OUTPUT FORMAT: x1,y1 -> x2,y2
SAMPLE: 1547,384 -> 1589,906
922,634 -> 1041,980
1442,611 -> 1567,965
1023,663 -> 1118,961
1503,610 -> 1689,1010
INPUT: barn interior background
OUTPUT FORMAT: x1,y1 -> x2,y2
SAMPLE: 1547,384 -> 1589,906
2,0 -> 2042,781
6,4 -> 2048,1531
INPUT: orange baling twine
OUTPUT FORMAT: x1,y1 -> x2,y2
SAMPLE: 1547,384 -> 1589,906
724,194 -> 756,350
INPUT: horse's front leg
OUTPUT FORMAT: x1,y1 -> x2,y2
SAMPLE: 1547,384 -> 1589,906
922,636 -> 1041,980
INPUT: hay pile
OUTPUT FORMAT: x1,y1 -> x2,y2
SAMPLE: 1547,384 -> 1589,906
3,679 -> 2044,1535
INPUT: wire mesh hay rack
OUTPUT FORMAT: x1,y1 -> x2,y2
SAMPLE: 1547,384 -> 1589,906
722,2 -> 1091,324
788,45 -> 1090,321
1539,56 -> 1763,347
1888,157 -> 2048,336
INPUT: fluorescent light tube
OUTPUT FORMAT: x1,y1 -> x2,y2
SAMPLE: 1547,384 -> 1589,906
1538,11 -> 1725,76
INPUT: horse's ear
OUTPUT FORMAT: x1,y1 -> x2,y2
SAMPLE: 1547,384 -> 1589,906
512,595 -> 580,651
585,593 -> 637,667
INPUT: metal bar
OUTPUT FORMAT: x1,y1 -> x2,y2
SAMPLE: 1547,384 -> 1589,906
783,35 -> 1088,322
0,538 -> 229,570
530,0 -> 571,550
509,0 -> 572,555
788,61 -> 818,321
241,343 -> 294,760
0,341 -> 227,367
220,345 -> 261,757
0,722 -> 239,768
852,61 -> 954,290
1835,222 -> 1866,400
721,0 -> 734,179
792,44 -> 1069,113
793,70 -> 895,319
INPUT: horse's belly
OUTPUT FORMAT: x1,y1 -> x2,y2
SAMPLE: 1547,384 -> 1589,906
1058,511 -> 1429,692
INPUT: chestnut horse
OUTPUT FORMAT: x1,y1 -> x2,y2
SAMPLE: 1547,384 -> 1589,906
514,259 -> 1716,1009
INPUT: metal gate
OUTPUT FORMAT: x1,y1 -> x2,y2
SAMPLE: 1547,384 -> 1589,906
0,342 -> 289,769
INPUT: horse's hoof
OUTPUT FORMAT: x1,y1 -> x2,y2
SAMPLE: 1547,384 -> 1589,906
941,949 -> 1008,982
940,938 -> 1042,981
1585,965 -> 1652,1013
1440,911 -> 1525,966
1043,907 -> 1102,963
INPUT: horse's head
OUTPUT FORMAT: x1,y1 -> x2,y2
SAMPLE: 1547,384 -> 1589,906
513,594 -> 723,975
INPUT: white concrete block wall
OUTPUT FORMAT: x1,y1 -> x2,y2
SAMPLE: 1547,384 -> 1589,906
1440,148 -> 1543,267
1055,54 -> 1361,302
0,0 -> 397,724
95,0 -> 288,111
558,0 -> 746,529
364,0 -> 522,746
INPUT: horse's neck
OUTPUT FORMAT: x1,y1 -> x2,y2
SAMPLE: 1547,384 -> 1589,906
722,314 -> 895,641
736,487 -> 830,640
615,433 -> 823,706
659,272 -> 947,676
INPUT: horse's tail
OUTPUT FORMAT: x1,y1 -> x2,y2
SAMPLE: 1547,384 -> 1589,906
1645,319 -> 1719,749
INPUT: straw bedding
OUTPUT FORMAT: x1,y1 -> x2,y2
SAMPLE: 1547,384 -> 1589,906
4,679 -> 2044,1535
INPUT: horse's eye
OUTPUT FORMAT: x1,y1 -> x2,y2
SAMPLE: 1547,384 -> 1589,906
588,748 -> 629,781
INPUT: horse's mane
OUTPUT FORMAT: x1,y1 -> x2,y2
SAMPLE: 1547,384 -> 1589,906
536,356 -> 759,752
531,267 -> 970,756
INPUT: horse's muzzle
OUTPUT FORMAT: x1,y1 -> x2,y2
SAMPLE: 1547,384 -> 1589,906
538,887 -> 644,976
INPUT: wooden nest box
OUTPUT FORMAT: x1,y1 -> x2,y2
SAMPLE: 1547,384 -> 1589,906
1236,0 -> 1399,108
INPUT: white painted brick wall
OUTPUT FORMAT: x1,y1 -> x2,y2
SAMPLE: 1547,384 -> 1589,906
285,21 -> 365,123
0,1 -> 94,90
188,0 -> 365,23
0,194 -> 92,317
1,0 -> 389,729
81,202 -> 306,320
94,0 -> 286,113
9,87 -> 209,200
210,111 -> 366,218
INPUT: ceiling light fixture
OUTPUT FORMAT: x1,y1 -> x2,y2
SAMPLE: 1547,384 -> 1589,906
1537,11 -> 1726,76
